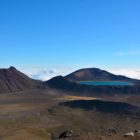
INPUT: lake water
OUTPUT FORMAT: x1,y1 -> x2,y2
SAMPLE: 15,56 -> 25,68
79,81 -> 134,86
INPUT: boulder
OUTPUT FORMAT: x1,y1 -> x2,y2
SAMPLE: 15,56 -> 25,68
134,130 -> 140,134
124,132 -> 134,138
58,130 -> 73,139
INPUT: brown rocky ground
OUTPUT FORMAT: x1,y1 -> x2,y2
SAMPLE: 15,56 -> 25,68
0,89 -> 139,140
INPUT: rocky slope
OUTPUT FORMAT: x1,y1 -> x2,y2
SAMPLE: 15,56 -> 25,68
0,66 -> 43,93
65,68 -> 139,83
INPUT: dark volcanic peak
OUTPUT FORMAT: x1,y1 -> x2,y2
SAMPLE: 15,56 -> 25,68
9,66 -> 17,70
65,68 -> 138,82
46,76 -> 77,90
0,66 -> 42,94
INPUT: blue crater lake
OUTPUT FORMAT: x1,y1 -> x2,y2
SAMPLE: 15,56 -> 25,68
79,81 -> 134,86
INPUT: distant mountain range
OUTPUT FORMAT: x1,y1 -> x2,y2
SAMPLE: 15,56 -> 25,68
0,66 -> 140,95
47,68 -> 140,96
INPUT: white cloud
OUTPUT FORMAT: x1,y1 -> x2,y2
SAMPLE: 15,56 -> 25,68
20,66 -> 73,81
116,51 -> 140,56
116,52 -> 126,56
108,68 -> 140,79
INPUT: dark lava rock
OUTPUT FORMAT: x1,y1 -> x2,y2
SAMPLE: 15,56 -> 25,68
58,130 -> 73,139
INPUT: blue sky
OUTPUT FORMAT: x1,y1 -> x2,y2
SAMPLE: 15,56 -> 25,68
0,0 -> 140,80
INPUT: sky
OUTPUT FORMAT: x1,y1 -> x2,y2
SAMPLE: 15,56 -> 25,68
0,0 -> 140,80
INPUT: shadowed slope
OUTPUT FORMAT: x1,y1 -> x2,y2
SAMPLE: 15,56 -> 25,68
0,66 -> 43,93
